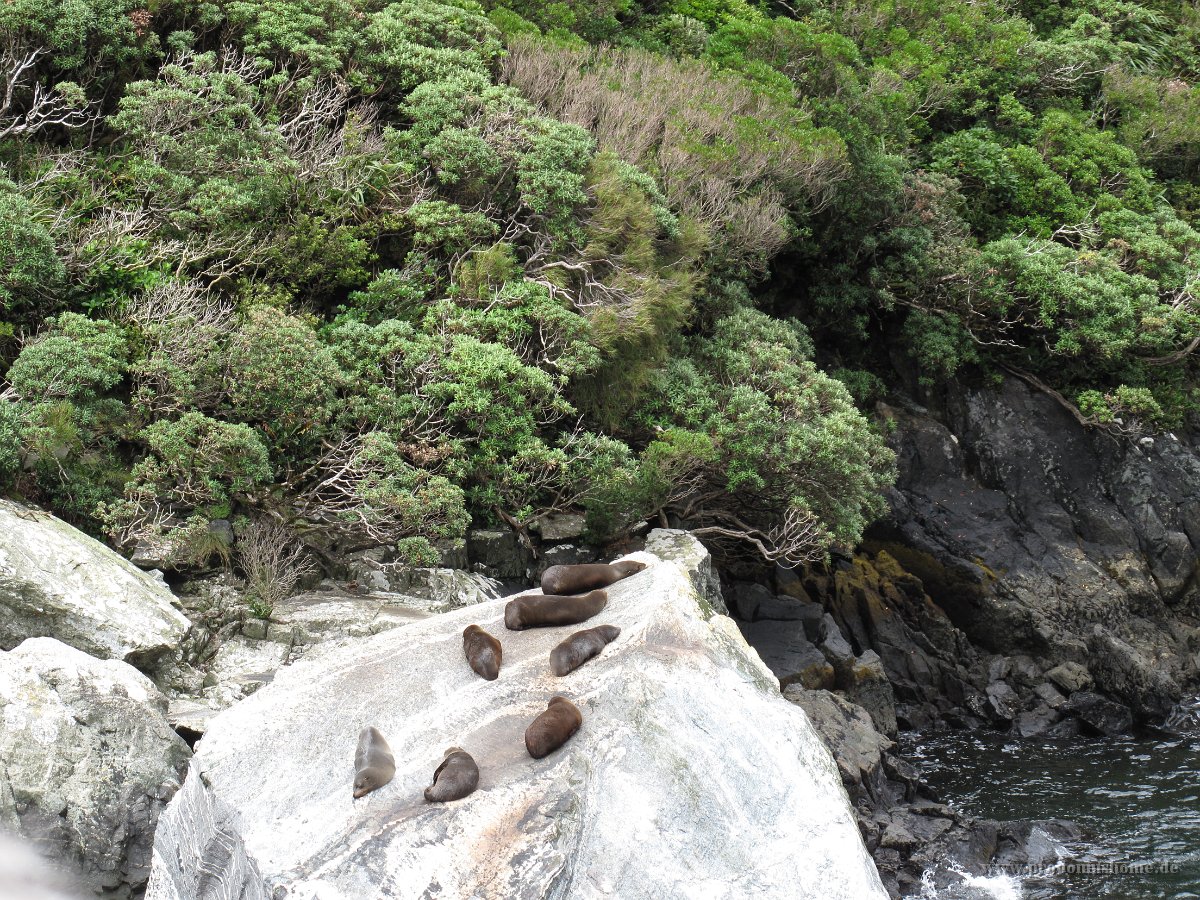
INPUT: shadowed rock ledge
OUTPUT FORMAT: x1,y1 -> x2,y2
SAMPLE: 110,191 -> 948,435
146,530 -> 886,900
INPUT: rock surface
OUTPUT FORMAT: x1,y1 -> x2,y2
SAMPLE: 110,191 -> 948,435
871,377 -> 1200,723
0,500 -> 190,674
147,532 -> 885,900
164,589 -> 435,740
341,554 -> 502,610
529,512 -> 587,542
645,527 -> 728,615
0,638 -> 191,897
466,528 -> 533,580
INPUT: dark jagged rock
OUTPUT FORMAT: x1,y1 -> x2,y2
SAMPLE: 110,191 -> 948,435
1014,704 -> 1062,737
985,681 -> 1021,722
739,620 -> 836,689
843,650 -> 899,738
1046,662 -> 1093,694
465,528 -> 532,580
768,378 -> 1198,737
1064,690 -> 1135,736
865,376 -> 1199,725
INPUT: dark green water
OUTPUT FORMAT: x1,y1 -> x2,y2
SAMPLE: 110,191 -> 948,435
902,704 -> 1200,900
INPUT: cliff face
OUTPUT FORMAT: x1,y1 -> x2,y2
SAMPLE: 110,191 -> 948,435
147,530 -> 887,900
876,376 -> 1198,720
769,375 -> 1198,738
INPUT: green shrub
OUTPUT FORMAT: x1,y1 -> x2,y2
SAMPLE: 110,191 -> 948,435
358,0 -> 503,97
131,412 -> 273,510
0,181 -> 64,326
6,314 -> 128,404
0,403 -> 22,490
223,307 -> 341,452
628,307 -> 896,564
224,0 -> 361,74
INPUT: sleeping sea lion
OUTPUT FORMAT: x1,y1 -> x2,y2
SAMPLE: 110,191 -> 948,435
540,560 -> 646,595
504,589 -> 607,631
550,624 -> 621,676
353,726 -> 396,799
463,624 -> 502,680
423,747 -> 480,802
525,696 -> 583,759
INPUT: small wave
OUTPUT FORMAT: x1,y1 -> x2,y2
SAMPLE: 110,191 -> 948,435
918,865 -> 1023,900
1164,696 -> 1200,735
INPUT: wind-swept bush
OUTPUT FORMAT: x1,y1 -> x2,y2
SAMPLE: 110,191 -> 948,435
591,307 -> 896,565
503,38 -> 849,273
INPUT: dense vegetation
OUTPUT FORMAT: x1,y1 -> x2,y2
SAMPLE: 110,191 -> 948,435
0,0 -> 1195,572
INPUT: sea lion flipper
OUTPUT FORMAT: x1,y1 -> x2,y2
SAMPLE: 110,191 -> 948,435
430,756 -> 451,785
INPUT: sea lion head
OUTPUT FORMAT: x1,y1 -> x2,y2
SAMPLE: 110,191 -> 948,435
353,769 -> 387,799
444,746 -> 464,757
611,560 -> 647,577
594,624 -> 621,643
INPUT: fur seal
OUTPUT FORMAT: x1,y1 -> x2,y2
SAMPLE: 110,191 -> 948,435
525,695 -> 583,759
504,589 -> 608,630
353,726 -> 396,799
540,560 -> 646,595
550,624 -> 621,676
423,747 -> 480,802
462,624 -> 502,680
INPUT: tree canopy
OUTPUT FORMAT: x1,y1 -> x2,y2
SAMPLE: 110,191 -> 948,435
1,0 -> 1196,568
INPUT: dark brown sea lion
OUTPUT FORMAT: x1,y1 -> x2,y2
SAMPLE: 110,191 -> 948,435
504,589 -> 608,631
550,624 -> 621,676
423,747 -> 480,803
353,726 -> 396,799
462,624 -> 502,680
540,560 -> 646,595
525,696 -> 583,759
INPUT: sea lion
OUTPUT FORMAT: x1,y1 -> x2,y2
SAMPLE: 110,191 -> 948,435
550,624 -> 621,677
504,589 -> 608,631
353,726 -> 396,799
462,624 -> 502,680
540,560 -> 646,596
525,695 -> 583,759
423,747 -> 480,803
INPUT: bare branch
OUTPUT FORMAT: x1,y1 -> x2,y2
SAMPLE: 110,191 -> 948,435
0,42 -> 97,140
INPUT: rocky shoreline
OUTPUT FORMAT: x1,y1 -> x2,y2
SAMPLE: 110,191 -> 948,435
729,375 -> 1199,896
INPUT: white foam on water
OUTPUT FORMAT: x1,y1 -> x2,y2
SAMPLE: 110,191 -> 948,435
918,864 -> 1024,900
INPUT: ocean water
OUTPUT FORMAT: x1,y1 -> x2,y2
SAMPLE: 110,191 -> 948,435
901,699 -> 1200,900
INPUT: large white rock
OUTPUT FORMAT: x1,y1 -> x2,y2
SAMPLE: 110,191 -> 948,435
0,501 -> 190,672
147,532 -> 886,900
0,638 -> 192,897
